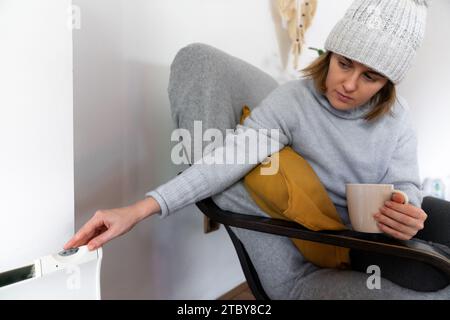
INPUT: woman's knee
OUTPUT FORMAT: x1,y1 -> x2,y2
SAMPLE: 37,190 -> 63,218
172,43 -> 228,78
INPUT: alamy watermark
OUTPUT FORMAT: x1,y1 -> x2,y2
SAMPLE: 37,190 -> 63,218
171,121 -> 281,175
66,264 -> 81,290
67,5 -> 81,30
366,5 -> 383,30
366,265 -> 381,290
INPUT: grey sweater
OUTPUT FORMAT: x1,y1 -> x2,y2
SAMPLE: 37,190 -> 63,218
146,78 -> 423,224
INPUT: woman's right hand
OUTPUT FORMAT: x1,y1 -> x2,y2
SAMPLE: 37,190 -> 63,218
63,197 -> 160,251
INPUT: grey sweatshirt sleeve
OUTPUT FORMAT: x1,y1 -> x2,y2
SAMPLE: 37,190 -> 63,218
146,84 -> 295,218
379,106 -> 423,208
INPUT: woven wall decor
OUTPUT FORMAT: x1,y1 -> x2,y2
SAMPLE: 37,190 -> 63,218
277,0 -> 318,69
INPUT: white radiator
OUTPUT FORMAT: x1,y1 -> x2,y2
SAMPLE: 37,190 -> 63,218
0,246 -> 102,300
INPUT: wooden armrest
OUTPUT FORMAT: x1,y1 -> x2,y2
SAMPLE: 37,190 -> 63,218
196,197 -> 450,275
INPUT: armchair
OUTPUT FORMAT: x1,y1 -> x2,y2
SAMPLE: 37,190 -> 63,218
196,196 -> 450,300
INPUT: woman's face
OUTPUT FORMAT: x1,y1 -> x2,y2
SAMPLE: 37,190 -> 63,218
325,53 -> 389,111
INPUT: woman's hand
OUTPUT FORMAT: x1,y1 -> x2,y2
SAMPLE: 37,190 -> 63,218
373,192 -> 428,240
63,197 -> 161,251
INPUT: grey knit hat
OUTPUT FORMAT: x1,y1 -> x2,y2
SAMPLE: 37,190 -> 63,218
325,0 -> 430,84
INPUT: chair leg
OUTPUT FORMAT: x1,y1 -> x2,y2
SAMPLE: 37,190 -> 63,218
224,226 -> 271,300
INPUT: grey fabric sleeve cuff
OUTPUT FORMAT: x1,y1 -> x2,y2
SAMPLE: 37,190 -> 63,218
145,164 -> 212,219
145,190 -> 169,219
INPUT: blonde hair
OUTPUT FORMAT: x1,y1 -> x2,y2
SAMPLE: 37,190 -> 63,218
300,51 -> 396,122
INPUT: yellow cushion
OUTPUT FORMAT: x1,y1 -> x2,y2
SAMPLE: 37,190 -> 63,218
241,106 -> 350,269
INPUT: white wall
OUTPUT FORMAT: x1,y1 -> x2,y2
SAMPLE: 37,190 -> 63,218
398,0 -> 450,186
72,0 -> 290,300
0,0 -> 74,271
72,0 -> 449,299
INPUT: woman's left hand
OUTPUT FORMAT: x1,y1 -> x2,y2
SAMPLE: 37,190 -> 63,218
373,192 -> 428,240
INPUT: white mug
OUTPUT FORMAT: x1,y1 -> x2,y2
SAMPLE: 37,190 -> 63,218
346,184 -> 409,233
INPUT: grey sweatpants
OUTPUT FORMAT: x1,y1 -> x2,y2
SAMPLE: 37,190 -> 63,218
169,43 -> 450,299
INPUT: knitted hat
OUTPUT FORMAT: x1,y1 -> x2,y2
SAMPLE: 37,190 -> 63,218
324,0 -> 430,84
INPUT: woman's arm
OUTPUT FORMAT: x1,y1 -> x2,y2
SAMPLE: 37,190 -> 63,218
146,84 -> 296,218
64,82 -> 298,249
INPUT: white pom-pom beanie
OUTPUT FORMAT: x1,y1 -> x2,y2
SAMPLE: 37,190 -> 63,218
324,0 -> 430,84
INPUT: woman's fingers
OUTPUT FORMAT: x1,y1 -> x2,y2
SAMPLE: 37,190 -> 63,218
377,222 -> 413,241
87,228 -> 117,251
374,200 -> 429,240
378,204 -> 419,229
374,208 -> 417,238
384,201 -> 427,229
64,204 -> 145,251
64,214 -> 106,249
391,192 -> 406,204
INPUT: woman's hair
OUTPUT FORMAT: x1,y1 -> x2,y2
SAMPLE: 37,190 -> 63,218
301,51 -> 396,122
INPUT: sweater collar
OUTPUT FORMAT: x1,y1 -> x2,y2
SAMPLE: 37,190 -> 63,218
305,78 -> 375,120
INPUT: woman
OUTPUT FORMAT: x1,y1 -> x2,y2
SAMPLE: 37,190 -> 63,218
65,0 -> 449,298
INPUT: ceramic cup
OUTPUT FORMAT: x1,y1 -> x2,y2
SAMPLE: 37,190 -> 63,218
346,184 -> 409,233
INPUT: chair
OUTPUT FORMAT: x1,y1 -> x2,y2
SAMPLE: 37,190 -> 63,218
168,43 -> 450,299
196,196 -> 450,300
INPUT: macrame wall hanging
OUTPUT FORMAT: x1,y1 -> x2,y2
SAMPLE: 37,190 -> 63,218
277,0 -> 319,69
